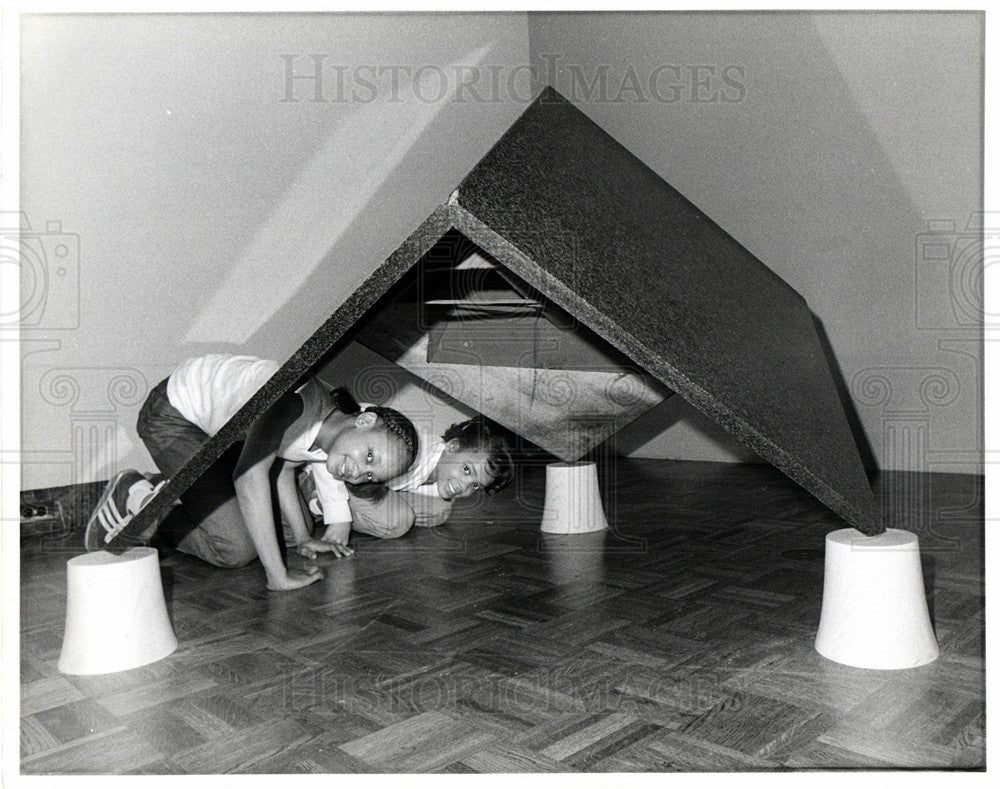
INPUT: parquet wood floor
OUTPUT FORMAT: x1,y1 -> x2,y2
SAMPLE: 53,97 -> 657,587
19,459 -> 985,773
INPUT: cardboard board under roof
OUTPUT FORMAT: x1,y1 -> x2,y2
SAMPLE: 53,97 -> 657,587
353,236 -> 675,462
116,86 -> 881,546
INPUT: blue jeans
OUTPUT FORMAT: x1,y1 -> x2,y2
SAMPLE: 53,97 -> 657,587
136,378 -> 258,568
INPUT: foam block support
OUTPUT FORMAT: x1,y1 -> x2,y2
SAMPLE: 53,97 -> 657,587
540,462 -> 611,534
115,87 -> 880,548
58,548 -> 178,675
815,528 -> 939,669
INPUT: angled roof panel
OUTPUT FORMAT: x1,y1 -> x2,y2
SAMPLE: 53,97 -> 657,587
115,87 -> 880,547
449,87 -> 879,534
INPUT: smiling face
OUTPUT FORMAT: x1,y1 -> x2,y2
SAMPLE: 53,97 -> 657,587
324,414 -> 410,485
434,445 -> 494,500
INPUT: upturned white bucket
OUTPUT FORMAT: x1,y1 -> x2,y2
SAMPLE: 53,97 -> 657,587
58,548 -> 178,675
539,461 -> 610,535
814,528 -> 938,670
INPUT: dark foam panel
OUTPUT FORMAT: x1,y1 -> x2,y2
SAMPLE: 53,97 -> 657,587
112,87 -> 879,549
447,88 -> 879,533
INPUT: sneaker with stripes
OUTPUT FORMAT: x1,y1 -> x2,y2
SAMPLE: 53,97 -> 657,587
83,470 -> 166,551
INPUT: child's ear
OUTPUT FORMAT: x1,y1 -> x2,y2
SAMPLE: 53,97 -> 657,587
355,411 -> 378,429
443,438 -> 461,452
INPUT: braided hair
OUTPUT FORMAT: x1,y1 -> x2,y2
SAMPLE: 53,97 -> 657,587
330,387 -> 418,501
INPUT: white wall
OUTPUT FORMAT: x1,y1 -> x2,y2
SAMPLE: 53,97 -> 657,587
19,12 -> 529,489
19,12 -> 983,489
528,12 -> 983,474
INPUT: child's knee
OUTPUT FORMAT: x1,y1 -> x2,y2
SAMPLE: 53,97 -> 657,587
212,541 -> 258,568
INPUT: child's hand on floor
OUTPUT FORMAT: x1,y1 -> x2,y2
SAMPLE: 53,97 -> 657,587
297,536 -> 353,560
266,565 -> 322,591
312,521 -> 353,557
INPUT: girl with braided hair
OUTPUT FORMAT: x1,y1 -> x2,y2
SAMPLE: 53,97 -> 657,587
84,353 -> 417,592
299,414 -> 514,541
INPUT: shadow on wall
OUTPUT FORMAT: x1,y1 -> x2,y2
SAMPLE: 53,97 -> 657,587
183,40 -> 496,351
195,39 -> 527,365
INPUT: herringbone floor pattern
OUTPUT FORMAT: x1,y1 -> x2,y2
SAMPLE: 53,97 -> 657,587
19,459 -> 985,773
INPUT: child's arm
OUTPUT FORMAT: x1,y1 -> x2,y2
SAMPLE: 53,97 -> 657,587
321,520 -> 352,546
277,462 -> 313,546
306,463 -> 354,550
233,392 -> 321,591
277,463 -> 353,559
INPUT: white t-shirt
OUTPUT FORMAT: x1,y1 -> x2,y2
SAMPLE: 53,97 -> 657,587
167,354 -> 279,436
166,353 -> 351,523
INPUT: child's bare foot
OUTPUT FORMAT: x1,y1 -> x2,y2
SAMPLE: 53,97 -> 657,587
266,566 -> 322,591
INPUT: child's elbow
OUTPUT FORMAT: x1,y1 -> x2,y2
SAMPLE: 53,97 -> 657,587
379,507 -> 415,539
